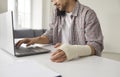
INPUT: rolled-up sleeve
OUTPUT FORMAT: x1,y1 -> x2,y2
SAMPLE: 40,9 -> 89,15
85,10 -> 104,56
42,9 -> 57,43
42,27 -> 53,43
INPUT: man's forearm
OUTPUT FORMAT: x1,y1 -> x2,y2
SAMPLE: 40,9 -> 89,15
35,36 -> 50,44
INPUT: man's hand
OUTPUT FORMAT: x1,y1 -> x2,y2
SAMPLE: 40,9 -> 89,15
15,38 -> 38,48
51,43 -> 67,63
51,49 -> 67,63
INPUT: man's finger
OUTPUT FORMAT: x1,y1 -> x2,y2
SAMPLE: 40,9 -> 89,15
54,43 -> 61,48
52,57 -> 66,63
51,50 -> 65,60
51,49 -> 61,56
26,41 -> 34,46
15,40 -> 24,48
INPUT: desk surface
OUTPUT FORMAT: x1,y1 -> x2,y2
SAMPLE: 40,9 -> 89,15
0,45 -> 120,77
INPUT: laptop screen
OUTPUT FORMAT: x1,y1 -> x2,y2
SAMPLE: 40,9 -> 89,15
0,11 -> 15,55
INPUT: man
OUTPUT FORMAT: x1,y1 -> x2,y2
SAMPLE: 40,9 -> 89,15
16,0 -> 103,63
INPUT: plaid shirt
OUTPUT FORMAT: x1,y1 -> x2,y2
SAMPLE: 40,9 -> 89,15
43,1 -> 104,56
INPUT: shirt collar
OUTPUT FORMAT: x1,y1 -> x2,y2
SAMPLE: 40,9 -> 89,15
71,1 -> 81,17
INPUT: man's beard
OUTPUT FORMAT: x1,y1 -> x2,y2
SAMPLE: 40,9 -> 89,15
57,8 -> 65,16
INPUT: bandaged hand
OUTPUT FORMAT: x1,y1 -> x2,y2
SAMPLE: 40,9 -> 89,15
51,43 -> 92,62
58,44 -> 92,60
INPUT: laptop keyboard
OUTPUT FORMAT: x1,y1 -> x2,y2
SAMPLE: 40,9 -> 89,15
14,46 -> 50,56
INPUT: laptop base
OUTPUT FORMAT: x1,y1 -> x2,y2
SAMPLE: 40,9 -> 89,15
14,46 -> 50,57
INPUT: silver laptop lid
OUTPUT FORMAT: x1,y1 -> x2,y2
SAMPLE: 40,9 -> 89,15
0,11 -> 15,55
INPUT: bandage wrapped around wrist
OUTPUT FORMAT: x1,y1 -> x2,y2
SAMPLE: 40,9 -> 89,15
58,44 -> 92,60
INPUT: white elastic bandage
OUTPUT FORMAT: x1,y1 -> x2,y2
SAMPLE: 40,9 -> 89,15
58,44 -> 92,60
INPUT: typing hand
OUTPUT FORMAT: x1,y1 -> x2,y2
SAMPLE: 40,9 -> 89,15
15,38 -> 37,48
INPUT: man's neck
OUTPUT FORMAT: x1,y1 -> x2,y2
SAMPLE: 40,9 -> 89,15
65,0 -> 76,13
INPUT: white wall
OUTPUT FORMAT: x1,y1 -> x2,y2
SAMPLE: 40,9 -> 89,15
0,0 -> 7,13
42,0 -> 51,29
31,0 -> 42,29
42,0 -> 120,53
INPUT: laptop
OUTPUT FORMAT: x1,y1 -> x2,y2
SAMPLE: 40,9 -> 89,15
0,11 -> 50,57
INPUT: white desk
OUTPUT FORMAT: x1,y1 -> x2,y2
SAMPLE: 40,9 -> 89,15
0,45 -> 120,77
